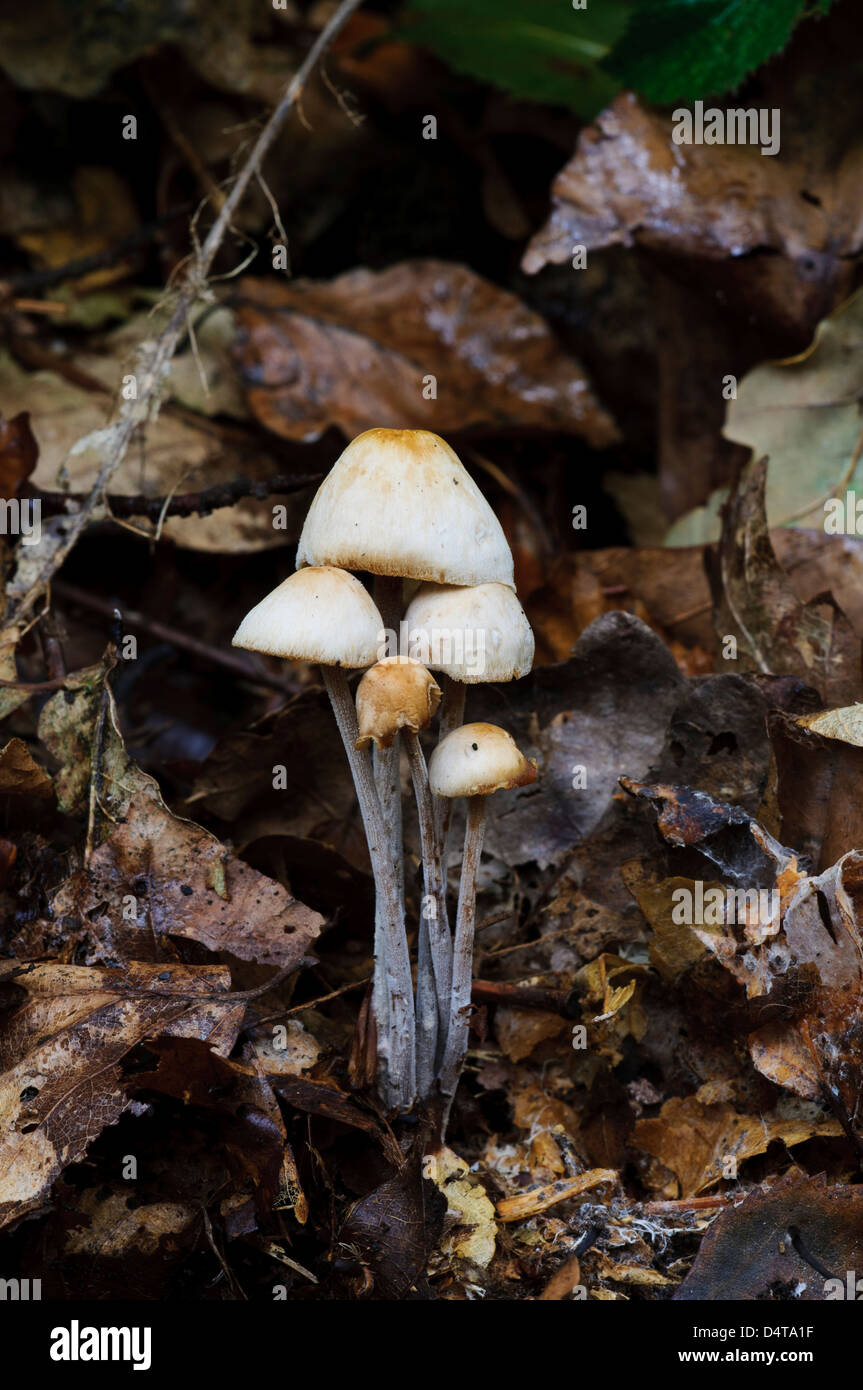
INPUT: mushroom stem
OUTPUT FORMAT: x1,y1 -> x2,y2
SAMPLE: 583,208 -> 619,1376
435,675 -> 466,883
373,575 -> 405,902
439,793 -> 486,1115
321,665 -> 416,1109
405,731 -> 452,1091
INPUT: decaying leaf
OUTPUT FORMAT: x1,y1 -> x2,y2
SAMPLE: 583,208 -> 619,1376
522,88 -> 863,325
41,791 -> 323,970
0,739 -> 53,799
0,334 -> 300,554
340,1151 -> 444,1299
633,1091 -> 842,1198
707,456 -> 861,705
0,959 -> 244,1229
677,1174 -> 863,1300
234,263 -> 619,447
0,411 -> 38,500
431,1146 -> 497,1272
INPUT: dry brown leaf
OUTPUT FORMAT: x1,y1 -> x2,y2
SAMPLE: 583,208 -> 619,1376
538,1254 -> 582,1300
42,792 -> 323,969
522,91 -> 863,325
234,263 -> 618,447
0,411 -> 38,501
0,738 -> 53,799
633,1093 -> 842,1198
494,1006 -> 567,1063
0,959 -> 244,1229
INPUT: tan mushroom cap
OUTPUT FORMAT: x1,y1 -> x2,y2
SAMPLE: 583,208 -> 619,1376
232,565 -> 383,668
403,581 -> 534,683
428,722 -> 537,798
296,428 -> 515,589
355,657 -> 442,750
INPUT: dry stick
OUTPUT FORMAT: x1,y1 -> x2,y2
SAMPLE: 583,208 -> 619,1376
321,666 -> 415,1110
439,794 -> 486,1116
6,0 -> 365,629
37,472 -> 322,521
405,732 -> 452,1093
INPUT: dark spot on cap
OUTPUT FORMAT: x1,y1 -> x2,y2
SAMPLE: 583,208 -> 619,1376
180,884 -> 193,897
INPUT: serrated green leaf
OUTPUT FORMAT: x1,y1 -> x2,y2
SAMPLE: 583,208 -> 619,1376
397,0 -> 630,115
605,0 -> 836,104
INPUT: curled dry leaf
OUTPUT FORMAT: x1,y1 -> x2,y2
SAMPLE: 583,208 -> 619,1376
634,778 -> 863,1126
633,1092 -> 842,1199
0,738 -> 53,800
708,456 -> 861,706
522,89 -> 863,324
0,410 -> 38,500
0,958 -> 244,1229
233,262 -> 619,447
431,1147 -> 497,1273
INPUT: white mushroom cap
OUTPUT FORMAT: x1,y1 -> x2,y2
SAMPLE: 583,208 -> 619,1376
296,428 -> 514,589
428,722 -> 537,798
232,565 -> 383,668
355,657 -> 441,750
403,581 -> 534,683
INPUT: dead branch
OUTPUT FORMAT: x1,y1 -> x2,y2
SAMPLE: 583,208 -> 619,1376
37,472 -> 322,521
6,0 -> 365,628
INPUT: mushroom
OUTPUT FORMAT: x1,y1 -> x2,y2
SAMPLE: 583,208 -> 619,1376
355,657 -> 448,1095
428,722 -> 537,1110
232,566 -> 415,1109
404,580 -> 534,882
295,428 -> 516,998
296,428 -> 515,590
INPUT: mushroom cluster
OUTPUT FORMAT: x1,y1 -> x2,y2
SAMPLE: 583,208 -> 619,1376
233,428 -> 536,1123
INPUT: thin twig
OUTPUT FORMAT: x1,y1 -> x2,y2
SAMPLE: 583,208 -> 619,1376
37,472 -> 321,521
6,0 -> 365,626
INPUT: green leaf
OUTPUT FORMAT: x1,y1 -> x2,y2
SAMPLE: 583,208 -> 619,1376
605,0 -> 837,104
665,285 -> 863,546
396,0 -> 630,116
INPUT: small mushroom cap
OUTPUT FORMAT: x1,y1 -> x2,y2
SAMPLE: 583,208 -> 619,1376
296,428 -> 514,588
355,657 -> 442,750
428,722 -> 537,798
232,566 -> 383,668
403,581 -> 534,683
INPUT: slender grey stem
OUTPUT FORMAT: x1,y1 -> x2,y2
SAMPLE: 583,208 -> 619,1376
373,575 -> 405,905
321,665 -> 416,1109
414,892 -> 437,1100
439,794 -> 486,1115
435,675 -> 466,885
406,732 -> 452,1091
